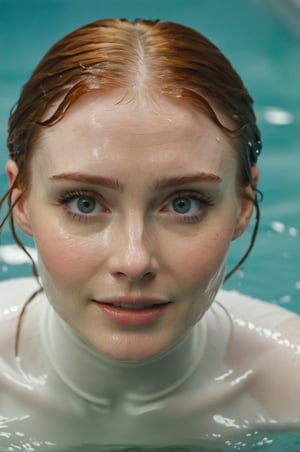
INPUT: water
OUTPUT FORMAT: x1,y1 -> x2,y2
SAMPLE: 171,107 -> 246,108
0,0 -> 300,450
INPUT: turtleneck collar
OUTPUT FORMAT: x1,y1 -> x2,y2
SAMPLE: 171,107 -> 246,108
43,305 -> 207,411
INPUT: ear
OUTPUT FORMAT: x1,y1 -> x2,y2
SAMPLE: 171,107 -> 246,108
6,159 -> 33,236
233,166 -> 260,240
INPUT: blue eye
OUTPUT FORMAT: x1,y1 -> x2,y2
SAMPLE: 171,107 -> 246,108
59,191 -> 105,219
163,192 -> 215,224
73,195 -> 97,214
171,197 -> 196,214
170,196 -> 204,215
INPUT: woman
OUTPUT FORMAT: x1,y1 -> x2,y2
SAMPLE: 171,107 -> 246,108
0,18 -> 299,451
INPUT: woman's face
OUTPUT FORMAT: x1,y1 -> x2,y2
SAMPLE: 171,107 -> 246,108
11,91 -> 254,361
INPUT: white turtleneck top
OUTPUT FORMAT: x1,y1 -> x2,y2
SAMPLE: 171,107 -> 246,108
0,277 -> 298,451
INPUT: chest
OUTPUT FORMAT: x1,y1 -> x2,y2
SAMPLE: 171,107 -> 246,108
0,369 -> 267,451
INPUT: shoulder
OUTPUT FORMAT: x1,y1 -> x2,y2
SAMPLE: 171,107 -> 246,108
0,277 -> 48,392
0,276 -> 41,311
0,276 -> 42,358
217,289 -> 297,328
0,275 -> 40,293
217,289 -> 300,361
252,314 -> 300,423
218,289 -> 300,423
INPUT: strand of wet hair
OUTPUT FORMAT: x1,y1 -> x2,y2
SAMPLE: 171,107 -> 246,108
15,287 -> 43,358
224,190 -> 262,282
9,206 -> 43,357
1,190 -> 44,357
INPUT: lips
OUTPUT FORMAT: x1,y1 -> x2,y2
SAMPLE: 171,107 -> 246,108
92,297 -> 171,327
106,302 -> 157,309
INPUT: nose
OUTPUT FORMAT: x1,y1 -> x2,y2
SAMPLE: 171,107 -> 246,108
107,219 -> 158,283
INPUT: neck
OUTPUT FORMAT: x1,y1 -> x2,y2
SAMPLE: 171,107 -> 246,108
43,306 -> 207,409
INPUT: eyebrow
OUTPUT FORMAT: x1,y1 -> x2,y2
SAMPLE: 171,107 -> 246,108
49,171 -> 222,192
49,173 -> 123,191
153,172 -> 222,190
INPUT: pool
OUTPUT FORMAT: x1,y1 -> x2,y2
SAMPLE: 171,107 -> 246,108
0,0 -> 299,450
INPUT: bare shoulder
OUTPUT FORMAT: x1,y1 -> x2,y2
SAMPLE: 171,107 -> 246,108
253,315 -> 300,422
217,289 -> 298,329
218,290 -> 300,422
0,276 -> 40,311
0,277 -> 40,352
218,289 -> 300,359
0,278 -> 34,378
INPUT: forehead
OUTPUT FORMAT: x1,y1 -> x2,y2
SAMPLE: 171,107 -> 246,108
36,90 -> 236,173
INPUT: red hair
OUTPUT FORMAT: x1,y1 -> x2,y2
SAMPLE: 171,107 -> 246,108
7,18 -> 261,186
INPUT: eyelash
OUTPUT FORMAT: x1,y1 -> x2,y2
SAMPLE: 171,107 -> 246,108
58,189 -> 105,222
57,189 -> 215,224
163,191 -> 215,224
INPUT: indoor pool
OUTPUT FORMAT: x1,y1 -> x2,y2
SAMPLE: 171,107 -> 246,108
0,0 -> 299,451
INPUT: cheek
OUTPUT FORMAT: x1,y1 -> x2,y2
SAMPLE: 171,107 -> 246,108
174,232 -> 230,329
173,230 -> 231,287
33,225 -> 95,286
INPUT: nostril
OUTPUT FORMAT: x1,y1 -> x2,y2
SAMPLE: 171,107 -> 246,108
144,271 -> 155,282
115,271 -> 127,279
112,270 -> 156,283
108,249 -> 159,282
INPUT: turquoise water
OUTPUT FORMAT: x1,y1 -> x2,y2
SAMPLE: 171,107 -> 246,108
0,0 -> 300,450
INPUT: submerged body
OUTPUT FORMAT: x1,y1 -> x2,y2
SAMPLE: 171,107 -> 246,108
0,277 -> 299,450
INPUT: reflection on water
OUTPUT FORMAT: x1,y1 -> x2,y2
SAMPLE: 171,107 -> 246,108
52,435 -> 300,451
1,433 -> 300,452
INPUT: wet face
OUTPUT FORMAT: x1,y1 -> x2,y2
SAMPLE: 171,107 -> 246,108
11,91 -> 253,361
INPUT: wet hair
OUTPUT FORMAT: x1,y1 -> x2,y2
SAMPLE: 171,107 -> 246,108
1,18 -> 262,305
